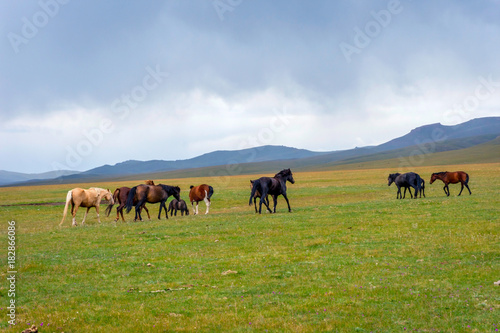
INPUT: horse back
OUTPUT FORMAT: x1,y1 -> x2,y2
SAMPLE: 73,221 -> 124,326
189,184 -> 210,201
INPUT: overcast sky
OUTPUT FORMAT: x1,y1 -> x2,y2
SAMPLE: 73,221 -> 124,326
1,0 -> 499,173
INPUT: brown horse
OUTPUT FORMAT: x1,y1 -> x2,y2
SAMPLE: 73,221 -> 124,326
105,180 -> 155,222
250,179 -> 270,213
189,184 -> 214,215
125,184 -> 181,221
430,171 -> 471,196
60,187 -> 114,226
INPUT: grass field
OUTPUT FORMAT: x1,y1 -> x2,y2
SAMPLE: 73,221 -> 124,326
1,163 -> 499,332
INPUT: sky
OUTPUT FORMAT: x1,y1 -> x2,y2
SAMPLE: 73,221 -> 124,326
1,0 -> 499,174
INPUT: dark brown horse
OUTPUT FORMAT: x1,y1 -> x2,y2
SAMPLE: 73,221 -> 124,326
168,198 -> 190,216
249,168 -> 295,214
105,180 -> 155,222
189,184 -> 214,215
430,171 -> 471,196
125,184 -> 181,221
250,179 -> 270,213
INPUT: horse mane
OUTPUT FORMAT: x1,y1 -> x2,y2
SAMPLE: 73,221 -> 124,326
274,169 -> 291,178
434,172 -> 448,176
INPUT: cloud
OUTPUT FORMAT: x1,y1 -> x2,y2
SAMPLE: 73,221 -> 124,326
1,0 -> 499,173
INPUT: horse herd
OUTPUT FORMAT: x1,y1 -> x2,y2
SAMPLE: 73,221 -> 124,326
387,170 -> 471,199
59,168 -> 471,226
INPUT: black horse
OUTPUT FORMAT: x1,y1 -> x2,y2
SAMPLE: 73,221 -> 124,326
388,172 -> 422,199
249,168 -> 295,214
125,184 -> 181,221
250,179 -> 270,213
403,178 -> 426,199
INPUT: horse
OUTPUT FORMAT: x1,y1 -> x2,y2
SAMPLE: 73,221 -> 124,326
387,172 -> 422,199
403,178 -> 426,199
60,187 -> 114,226
125,184 -> 181,221
249,168 -> 295,214
430,171 -> 471,196
168,198 -> 190,216
104,187 -> 151,222
250,179 -> 270,213
189,184 -> 214,215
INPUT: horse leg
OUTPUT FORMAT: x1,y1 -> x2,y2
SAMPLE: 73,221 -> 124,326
204,197 -> 210,214
254,197 -> 258,213
194,202 -> 199,215
396,186 -> 401,199
71,204 -> 78,226
82,207 -> 91,225
259,190 -> 272,214
95,205 -> 101,223
465,183 -> 472,195
282,193 -> 292,212
458,183 -> 464,196
444,184 -> 450,196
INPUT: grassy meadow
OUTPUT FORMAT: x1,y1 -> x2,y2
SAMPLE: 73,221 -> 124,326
0,163 -> 499,332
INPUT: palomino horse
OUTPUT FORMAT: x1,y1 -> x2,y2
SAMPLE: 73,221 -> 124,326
250,179 -> 270,213
249,168 -> 295,214
125,184 -> 181,221
189,184 -> 214,215
60,187 -> 114,226
387,172 -> 422,199
105,180 -> 155,222
430,171 -> 471,196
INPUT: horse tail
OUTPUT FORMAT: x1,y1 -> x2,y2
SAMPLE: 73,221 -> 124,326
465,172 -> 469,185
105,188 -> 119,216
60,190 -> 73,226
125,186 -> 137,213
249,181 -> 259,206
207,186 -> 214,200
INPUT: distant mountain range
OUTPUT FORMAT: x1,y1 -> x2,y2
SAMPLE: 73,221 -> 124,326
2,117 -> 499,186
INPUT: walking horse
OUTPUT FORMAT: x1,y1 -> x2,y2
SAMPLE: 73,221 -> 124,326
189,184 -> 214,215
60,187 -> 114,226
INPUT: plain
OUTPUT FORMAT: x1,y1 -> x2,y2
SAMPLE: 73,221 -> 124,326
0,163 -> 499,332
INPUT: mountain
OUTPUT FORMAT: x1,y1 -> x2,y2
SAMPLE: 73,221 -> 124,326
0,170 -> 79,186
2,117 -> 499,186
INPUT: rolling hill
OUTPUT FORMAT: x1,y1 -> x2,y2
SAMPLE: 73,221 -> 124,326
2,117 -> 499,186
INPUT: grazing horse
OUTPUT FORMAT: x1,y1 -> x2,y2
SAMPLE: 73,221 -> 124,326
250,179 -> 270,213
168,199 -> 190,216
60,187 -> 114,226
125,184 -> 181,221
249,168 -> 295,214
388,172 -> 422,199
189,184 -> 214,215
430,171 -> 471,196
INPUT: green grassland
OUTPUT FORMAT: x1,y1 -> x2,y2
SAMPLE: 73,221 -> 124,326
0,163 -> 499,332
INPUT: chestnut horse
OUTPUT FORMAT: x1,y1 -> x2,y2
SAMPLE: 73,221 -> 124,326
189,184 -> 214,215
249,168 -> 295,214
125,184 -> 181,221
430,171 -> 471,196
105,180 -> 155,222
60,187 -> 114,226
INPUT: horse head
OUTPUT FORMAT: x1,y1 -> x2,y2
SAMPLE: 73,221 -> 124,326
388,173 -> 400,186
276,169 -> 295,184
104,189 -> 115,205
172,186 -> 181,200
430,173 -> 440,184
